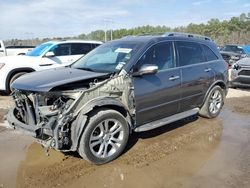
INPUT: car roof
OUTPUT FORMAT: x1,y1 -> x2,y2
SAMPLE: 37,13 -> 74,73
117,33 -> 215,46
45,40 -> 103,45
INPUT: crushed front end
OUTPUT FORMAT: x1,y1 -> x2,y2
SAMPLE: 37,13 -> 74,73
7,74 -> 135,152
8,90 -> 79,151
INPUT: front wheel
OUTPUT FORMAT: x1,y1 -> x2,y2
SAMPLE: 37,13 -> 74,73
78,108 -> 129,164
199,86 -> 225,118
7,72 -> 27,94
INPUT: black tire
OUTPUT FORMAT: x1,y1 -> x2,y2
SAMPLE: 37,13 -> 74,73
7,72 -> 27,94
78,108 -> 129,164
199,86 -> 225,119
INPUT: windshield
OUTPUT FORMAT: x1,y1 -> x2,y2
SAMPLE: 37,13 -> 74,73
26,42 -> 55,57
72,41 -> 143,73
221,45 -> 245,54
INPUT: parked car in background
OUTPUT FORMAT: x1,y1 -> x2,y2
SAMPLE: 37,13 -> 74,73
0,40 -> 34,56
0,40 -> 103,94
242,45 -> 250,55
230,57 -> 250,88
220,44 -> 250,67
7,33 -> 228,164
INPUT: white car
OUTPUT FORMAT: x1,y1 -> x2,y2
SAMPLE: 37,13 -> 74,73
0,40 -> 34,56
0,40 -> 102,94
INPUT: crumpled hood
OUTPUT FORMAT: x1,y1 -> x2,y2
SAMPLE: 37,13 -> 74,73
11,67 -> 109,92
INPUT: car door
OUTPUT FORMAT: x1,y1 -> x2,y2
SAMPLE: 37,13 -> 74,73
37,44 -> 72,68
48,43 -> 72,64
132,41 -> 181,126
175,41 -> 215,112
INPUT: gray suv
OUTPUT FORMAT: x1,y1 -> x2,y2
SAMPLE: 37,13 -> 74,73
7,33 -> 228,164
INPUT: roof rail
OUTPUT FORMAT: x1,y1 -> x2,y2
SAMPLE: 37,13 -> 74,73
138,32 -> 166,36
121,32 -> 166,39
162,32 -> 212,41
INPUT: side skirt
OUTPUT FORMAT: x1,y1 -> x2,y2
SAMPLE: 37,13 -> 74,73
134,108 -> 199,132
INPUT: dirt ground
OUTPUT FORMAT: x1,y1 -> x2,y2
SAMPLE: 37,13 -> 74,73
0,89 -> 249,188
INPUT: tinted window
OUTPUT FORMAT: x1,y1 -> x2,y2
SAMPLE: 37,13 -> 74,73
92,43 -> 101,48
176,41 -> 205,66
50,44 -> 70,56
71,43 -> 93,55
202,44 -> 218,61
137,42 -> 174,71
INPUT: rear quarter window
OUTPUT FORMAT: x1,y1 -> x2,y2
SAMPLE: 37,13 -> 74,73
71,43 -> 92,55
51,44 -> 71,56
201,44 -> 218,61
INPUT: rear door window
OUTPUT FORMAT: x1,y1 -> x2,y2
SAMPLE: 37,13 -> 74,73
176,41 -> 205,66
71,43 -> 92,55
50,44 -> 71,56
92,43 -> 101,48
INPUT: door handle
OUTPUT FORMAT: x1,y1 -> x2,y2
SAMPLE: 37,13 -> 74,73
169,75 -> 180,81
204,68 -> 212,72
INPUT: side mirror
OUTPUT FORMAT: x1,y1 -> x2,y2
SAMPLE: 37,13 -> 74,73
44,51 -> 55,57
133,64 -> 158,76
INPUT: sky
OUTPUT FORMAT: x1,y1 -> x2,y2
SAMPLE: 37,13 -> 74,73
0,0 -> 249,40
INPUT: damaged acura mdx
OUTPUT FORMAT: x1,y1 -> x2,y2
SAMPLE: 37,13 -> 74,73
7,33 -> 228,164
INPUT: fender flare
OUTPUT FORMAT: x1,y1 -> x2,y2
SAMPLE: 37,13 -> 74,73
76,97 -> 129,115
70,97 -> 132,151
201,80 -> 227,107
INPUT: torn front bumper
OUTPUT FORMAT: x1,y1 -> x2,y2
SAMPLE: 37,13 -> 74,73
7,107 -> 68,151
7,107 -> 38,137
7,106 -> 58,144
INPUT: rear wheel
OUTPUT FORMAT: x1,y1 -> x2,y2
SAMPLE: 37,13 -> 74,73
199,86 -> 225,118
7,72 -> 27,94
78,108 -> 129,164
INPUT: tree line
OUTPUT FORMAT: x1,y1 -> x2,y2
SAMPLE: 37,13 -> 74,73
5,13 -> 250,47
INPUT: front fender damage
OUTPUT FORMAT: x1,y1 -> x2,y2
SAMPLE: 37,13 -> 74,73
7,74 -> 135,152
